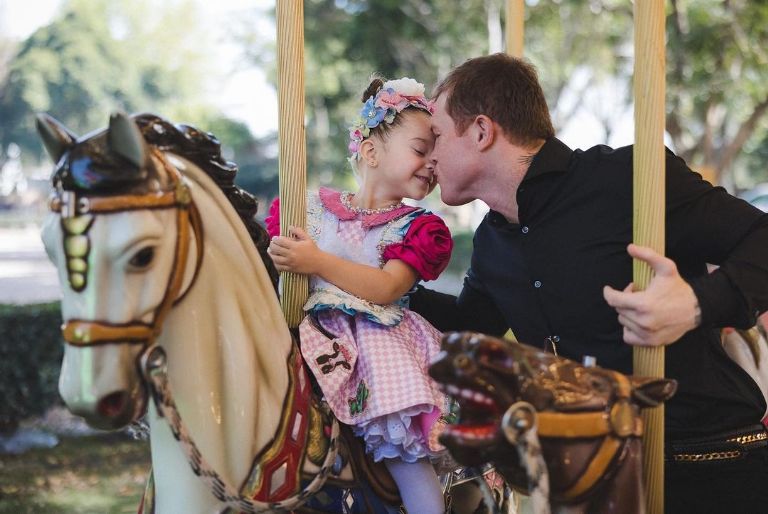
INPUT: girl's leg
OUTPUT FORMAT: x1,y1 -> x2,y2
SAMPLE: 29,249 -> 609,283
385,458 -> 444,514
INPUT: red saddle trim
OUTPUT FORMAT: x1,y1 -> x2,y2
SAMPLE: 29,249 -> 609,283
242,346 -> 313,501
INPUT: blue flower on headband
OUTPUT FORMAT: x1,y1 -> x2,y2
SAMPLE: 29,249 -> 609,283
361,98 -> 387,128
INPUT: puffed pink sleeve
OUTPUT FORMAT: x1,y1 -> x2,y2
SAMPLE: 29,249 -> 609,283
382,214 -> 453,281
265,197 -> 280,238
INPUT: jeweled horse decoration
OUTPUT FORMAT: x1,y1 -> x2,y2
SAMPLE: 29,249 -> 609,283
430,332 -> 677,514
38,112 -> 504,514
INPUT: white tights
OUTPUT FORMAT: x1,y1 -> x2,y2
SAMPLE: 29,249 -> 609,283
384,458 -> 444,514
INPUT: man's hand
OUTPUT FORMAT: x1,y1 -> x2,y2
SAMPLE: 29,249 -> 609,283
267,226 -> 323,275
603,244 -> 701,347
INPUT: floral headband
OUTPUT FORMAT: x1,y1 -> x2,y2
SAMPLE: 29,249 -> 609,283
348,77 -> 435,161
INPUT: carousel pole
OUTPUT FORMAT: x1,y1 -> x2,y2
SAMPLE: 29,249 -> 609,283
506,0 -> 524,58
276,0 -> 308,328
633,2 -> 666,513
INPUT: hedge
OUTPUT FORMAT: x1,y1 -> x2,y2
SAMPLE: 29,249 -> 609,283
0,302 -> 63,434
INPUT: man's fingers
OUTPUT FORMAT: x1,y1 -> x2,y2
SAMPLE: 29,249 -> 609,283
618,313 -> 646,336
627,244 -> 677,276
603,285 -> 643,310
622,326 -> 647,346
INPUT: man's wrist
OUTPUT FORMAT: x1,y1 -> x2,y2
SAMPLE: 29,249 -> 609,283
692,297 -> 702,329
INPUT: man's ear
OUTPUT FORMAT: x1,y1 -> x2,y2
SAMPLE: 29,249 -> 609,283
472,115 -> 495,151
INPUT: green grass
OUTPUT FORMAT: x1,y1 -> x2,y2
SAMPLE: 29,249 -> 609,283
0,433 -> 150,514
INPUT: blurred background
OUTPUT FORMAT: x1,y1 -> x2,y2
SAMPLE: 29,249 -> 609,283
1,0 -> 767,512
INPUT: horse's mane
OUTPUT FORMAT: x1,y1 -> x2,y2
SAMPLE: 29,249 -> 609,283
133,113 -> 279,292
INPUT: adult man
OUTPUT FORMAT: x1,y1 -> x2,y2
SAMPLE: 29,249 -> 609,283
412,53 -> 768,513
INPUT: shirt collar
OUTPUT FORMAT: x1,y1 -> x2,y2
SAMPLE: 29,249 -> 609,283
523,137 -> 574,183
486,137 -> 574,226
318,187 -> 419,228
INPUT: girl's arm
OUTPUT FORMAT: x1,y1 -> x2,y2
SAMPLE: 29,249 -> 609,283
268,226 -> 417,304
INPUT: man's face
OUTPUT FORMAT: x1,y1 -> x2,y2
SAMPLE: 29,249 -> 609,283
429,95 -> 477,206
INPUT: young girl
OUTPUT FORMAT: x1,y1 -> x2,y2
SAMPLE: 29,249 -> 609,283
267,76 -> 452,514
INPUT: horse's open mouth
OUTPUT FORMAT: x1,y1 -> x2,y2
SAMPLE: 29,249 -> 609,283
439,383 -> 501,444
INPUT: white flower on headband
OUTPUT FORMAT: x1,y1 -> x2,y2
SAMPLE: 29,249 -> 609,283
382,77 -> 425,97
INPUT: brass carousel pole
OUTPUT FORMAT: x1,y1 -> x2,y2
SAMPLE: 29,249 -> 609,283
276,0 -> 308,327
506,0 -> 524,58
633,2 -> 666,513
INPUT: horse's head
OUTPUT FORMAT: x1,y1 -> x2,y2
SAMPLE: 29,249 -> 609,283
40,111 -> 279,435
38,112 -> 209,429
430,332 -> 676,500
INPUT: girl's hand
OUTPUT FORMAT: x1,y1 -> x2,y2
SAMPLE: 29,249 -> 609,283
267,226 -> 322,275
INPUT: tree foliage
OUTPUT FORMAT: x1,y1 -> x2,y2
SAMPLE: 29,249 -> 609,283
666,0 -> 768,186
247,0 -> 768,188
0,0 -> 213,165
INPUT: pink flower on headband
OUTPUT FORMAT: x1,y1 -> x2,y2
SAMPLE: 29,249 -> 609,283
375,89 -> 410,111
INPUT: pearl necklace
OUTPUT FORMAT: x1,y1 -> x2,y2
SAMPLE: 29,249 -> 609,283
340,192 -> 403,215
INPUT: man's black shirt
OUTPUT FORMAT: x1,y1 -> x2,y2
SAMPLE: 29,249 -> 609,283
413,138 -> 768,439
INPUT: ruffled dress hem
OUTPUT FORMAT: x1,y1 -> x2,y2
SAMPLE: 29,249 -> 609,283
352,404 -> 442,463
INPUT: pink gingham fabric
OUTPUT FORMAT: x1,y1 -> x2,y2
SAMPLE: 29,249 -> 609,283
300,309 -> 445,427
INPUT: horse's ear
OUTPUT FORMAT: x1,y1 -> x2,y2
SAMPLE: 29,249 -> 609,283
35,113 -> 76,163
630,376 -> 677,407
107,112 -> 147,169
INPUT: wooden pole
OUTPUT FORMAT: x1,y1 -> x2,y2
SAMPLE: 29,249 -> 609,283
276,0 -> 308,328
506,0 -> 524,57
633,2 -> 666,513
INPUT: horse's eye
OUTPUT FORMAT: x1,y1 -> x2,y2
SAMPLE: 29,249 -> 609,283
129,247 -> 155,269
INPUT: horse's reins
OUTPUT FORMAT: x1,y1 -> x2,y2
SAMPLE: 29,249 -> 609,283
502,371 -> 642,503
53,149 -> 204,347
53,149 -> 340,512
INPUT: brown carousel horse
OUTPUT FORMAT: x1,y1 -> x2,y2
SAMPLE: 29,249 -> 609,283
38,112 -> 505,514
429,332 -> 677,514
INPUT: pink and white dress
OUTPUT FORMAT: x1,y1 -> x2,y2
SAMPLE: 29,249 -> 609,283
266,187 -> 453,462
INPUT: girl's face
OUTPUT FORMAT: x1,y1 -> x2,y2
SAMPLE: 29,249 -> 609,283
369,111 -> 436,202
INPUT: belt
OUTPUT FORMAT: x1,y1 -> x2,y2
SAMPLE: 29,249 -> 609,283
667,424 -> 768,463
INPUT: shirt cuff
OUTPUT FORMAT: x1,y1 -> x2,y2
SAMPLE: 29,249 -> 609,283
689,270 -> 756,329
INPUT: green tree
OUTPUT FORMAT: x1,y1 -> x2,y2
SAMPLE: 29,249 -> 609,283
667,0 -> 768,187
247,0 -> 631,186
0,0 -> 213,167
200,114 -> 279,202
241,0 -> 767,188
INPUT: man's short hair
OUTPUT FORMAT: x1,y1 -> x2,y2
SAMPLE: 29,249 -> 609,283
433,53 -> 555,146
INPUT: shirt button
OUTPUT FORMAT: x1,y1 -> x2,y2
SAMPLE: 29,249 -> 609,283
521,226 -> 529,234
552,335 -> 560,343
534,280 -> 542,288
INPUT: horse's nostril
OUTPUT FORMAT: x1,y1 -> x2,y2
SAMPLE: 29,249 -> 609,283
97,391 -> 128,418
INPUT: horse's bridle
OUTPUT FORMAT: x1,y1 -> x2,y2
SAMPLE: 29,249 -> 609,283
52,149 -> 204,349
502,370 -> 643,503
53,149 -> 343,512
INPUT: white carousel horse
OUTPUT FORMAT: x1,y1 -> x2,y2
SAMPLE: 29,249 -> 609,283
37,112 -> 504,514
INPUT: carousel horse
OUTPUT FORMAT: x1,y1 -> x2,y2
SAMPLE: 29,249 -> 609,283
429,332 -> 678,514
37,112 -> 504,514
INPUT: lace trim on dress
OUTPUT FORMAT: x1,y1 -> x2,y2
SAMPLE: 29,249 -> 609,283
303,288 -> 404,326
352,405 -> 440,463
306,192 -> 324,241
